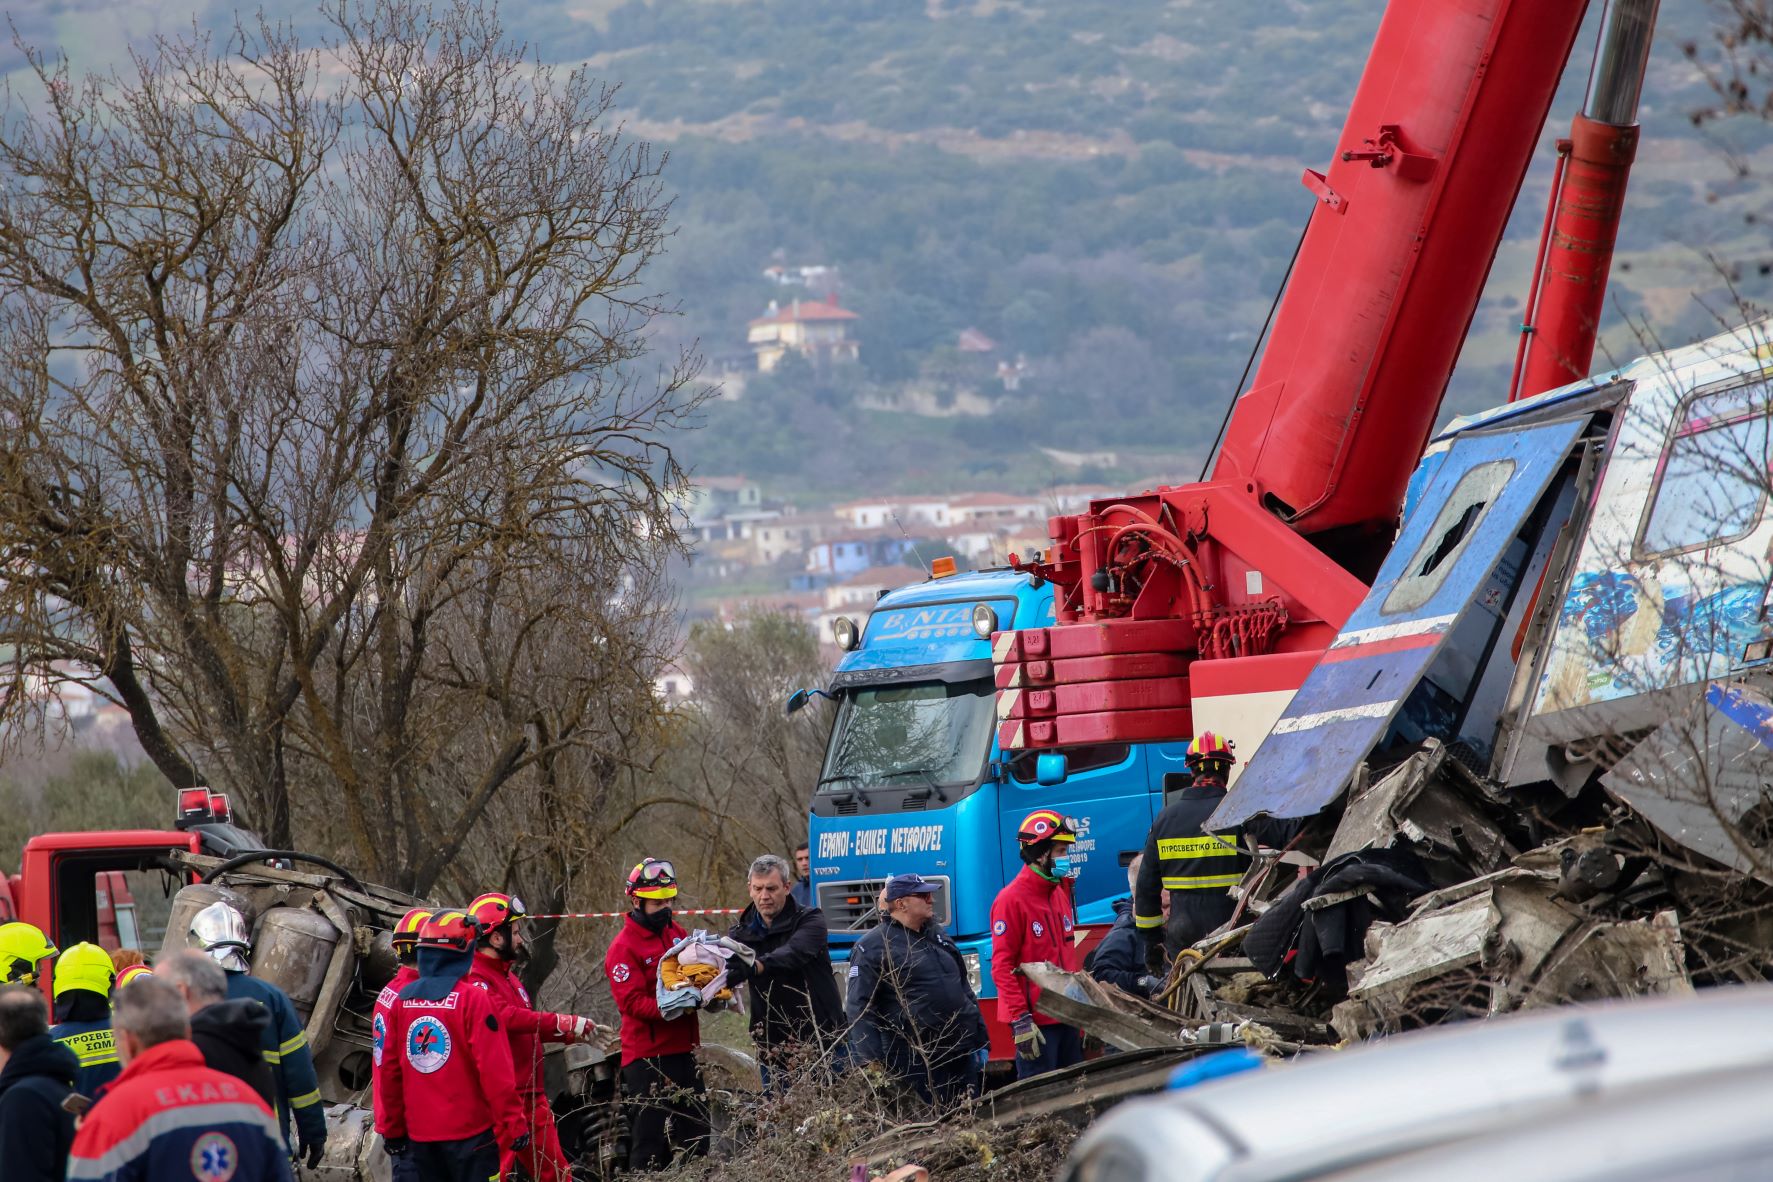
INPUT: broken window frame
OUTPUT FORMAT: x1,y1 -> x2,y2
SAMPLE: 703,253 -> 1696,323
1381,459 -> 1518,615
1633,376 -> 1773,561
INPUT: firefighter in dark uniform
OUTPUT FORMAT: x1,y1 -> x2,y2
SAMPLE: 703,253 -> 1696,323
1134,732 -> 1251,971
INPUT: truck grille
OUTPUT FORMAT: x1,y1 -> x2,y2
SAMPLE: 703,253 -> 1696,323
818,877 -> 952,932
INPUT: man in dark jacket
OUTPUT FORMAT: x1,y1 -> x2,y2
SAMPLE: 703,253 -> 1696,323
1086,855 -> 1164,999
0,984 -> 77,1182
790,843 -> 814,909
725,853 -> 843,1086
846,873 -> 988,1106
159,949 -> 278,1108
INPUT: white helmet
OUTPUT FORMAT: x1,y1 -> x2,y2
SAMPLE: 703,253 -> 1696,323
190,901 -> 252,972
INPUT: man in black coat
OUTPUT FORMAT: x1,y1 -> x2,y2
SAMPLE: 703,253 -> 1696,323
845,873 -> 988,1106
1085,855 -> 1164,999
0,984 -> 78,1182
724,854 -> 843,1088
158,950 -> 278,1108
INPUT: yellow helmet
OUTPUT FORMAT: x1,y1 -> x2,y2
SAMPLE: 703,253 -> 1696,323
53,942 -> 117,999
0,922 -> 59,985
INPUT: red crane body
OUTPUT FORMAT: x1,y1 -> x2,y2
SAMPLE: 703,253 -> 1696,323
998,0 -> 1647,753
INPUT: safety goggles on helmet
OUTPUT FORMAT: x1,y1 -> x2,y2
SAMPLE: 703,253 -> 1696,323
190,901 -> 252,973
53,942 -> 117,999
465,892 -> 527,932
0,922 -> 59,985
415,910 -> 479,953
1016,809 -> 1079,846
391,907 -> 435,950
626,858 -> 678,900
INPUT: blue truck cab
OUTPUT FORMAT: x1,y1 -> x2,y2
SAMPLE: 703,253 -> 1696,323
805,567 -> 1188,1058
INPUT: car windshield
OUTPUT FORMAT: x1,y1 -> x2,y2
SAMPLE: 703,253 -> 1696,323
820,677 -> 995,790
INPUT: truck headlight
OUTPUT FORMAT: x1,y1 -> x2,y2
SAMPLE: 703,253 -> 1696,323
962,951 -> 982,994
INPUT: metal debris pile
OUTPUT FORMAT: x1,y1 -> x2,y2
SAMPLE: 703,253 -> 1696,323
1035,737 -> 1773,1054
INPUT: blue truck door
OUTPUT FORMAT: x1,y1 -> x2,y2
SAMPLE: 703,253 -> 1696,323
998,745 -> 1155,923
1212,416 -> 1588,830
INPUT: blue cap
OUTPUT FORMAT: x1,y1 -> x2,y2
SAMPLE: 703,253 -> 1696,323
884,873 -> 940,901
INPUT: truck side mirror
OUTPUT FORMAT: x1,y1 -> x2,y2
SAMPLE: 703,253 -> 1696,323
1036,753 -> 1069,787
786,689 -> 809,716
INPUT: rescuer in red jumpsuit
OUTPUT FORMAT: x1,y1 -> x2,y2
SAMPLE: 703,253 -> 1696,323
371,908 -> 432,1182
990,809 -> 1085,1079
375,910 -> 530,1182
603,858 -> 709,1171
465,891 -> 614,1182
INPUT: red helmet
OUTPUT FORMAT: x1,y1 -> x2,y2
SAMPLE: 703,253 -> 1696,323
392,908 -> 435,952
115,964 -> 154,990
415,910 -> 478,953
1186,731 -> 1237,768
1016,809 -> 1079,847
625,858 -> 678,901
465,893 -> 526,932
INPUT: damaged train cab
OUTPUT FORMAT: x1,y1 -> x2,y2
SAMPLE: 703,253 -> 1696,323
1214,318 -> 1773,883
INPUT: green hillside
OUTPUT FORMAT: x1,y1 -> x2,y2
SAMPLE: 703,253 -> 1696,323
69,0 -> 1773,497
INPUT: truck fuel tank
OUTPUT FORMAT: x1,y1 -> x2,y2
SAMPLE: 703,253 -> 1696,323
251,904 -> 342,1023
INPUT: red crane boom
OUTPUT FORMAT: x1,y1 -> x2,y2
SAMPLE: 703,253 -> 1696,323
999,0 -> 1649,754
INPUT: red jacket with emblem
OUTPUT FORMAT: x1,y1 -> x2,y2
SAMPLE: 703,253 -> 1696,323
603,913 -> 699,1065
988,865 -> 1082,1025
65,1039 -> 291,1182
373,977 -> 528,1148
468,953 -> 578,1092
370,964 -> 417,1079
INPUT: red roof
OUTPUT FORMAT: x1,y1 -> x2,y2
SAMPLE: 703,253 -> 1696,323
749,296 -> 861,327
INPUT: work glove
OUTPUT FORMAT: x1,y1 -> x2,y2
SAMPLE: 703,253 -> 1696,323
715,935 -> 759,969
1136,975 -> 1163,997
300,1133 -> 326,1169
1011,1013 -> 1045,1062
382,1136 -> 409,1158
725,956 -> 754,985
1144,940 -> 1167,977
511,1132 -> 532,1153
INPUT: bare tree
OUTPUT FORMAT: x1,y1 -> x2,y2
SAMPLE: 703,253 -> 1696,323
0,0 -> 700,893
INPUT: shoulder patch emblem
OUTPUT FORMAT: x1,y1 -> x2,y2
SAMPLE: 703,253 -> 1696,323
471,979 -> 489,990
190,1131 -> 238,1181
372,1013 -> 387,1067
1031,920 -> 1045,937
1062,916 -> 1074,932
612,963 -> 631,984
405,1015 -> 452,1074
991,919 -> 1006,936
847,962 -> 860,979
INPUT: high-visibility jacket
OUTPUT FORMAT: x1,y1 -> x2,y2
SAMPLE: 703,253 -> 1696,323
225,971 -> 325,1152
48,1017 -> 121,1099
1133,783 -> 1250,933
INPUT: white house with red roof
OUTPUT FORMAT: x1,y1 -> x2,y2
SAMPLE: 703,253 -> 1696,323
747,295 -> 861,372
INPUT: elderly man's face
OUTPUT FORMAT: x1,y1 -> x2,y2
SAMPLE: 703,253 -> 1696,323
889,891 -> 935,930
750,870 -> 790,921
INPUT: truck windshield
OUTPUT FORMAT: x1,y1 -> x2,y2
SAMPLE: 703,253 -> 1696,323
821,678 -> 995,792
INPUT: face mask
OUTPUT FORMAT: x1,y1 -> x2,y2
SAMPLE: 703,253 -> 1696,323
1051,857 -> 1078,880
634,906 -> 672,932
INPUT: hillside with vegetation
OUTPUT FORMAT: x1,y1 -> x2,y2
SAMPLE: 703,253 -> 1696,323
56,0 -> 1773,496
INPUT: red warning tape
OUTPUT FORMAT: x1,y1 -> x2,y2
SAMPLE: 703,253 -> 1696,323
526,908 -> 746,920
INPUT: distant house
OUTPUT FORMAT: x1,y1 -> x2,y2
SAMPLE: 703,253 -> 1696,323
833,499 -> 904,530
944,493 -> 1047,527
806,538 -> 875,579
749,513 -> 845,565
957,327 -> 997,353
825,564 -> 928,611
747,296 -> 861,372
